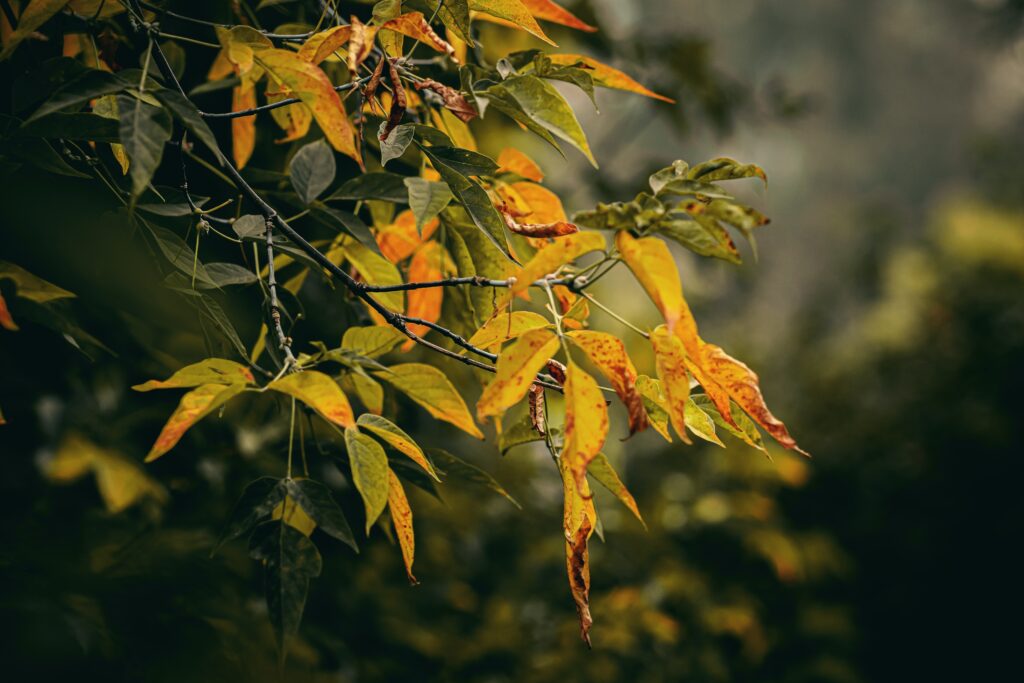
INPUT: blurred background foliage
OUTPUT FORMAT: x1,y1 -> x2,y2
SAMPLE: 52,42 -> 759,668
1,0 -> 1022,681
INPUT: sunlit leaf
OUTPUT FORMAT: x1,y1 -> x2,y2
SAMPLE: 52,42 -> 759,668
691,393 -> 767,453
616,231 -> 685,332
133,358 -> 255,391
561,362 -> 608,490
466,311 -> 551,349
684,397 -> 725,447
498,230 -> 605,307
634,375 -> 672,442
470,0 -> 556,45
567,330 -> 647,434
498,181 -> 566,224
269,370 -> 356,428
497,147 -> 544,182
357,413 -> 440,481
344,426 -> 390,533
375,363 -> 484,438
521,0 -> 597,32
339,239 -> 405,312
145,383 -> 246,462
386,468 -> 417,583
547,54 -> 674,103
650,325 -> 692,444
687,157 -> 767,185
477,328 -> 560,419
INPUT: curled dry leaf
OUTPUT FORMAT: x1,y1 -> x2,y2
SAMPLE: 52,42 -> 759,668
567,330 -> 647,435
559,455 -> 596,647
498,201 -> 578,238
528,383 -> 546,435
381,12 -> 458,61
346,16 -> 378,72
380,59 -> 408,141
387,468 -> 418,584
414,78 -> 477,122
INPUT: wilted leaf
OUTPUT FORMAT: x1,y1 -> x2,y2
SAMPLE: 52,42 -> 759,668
588,452 -> 645,527
386,468 -> 417,583
561,362 -> 608,490
558,454 -> 595,646
133,358 -> 255,391
375,363 -> 483,438
567,330 -> 647,434
344,426 -> 390,533
382,11 -> 457,59
145,383 -> 246,462
357,413 -> 439,481
477,328 -> 560,419
650,325 -> 691,444
269,371 -> 355,428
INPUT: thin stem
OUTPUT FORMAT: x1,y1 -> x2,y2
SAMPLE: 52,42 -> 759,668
580,291 -> 650,339
287,397 -> 296,478
264,216 -> 297,368
543,281 -> 572,359
157,32 -> 220,49
200,75 -> 373,119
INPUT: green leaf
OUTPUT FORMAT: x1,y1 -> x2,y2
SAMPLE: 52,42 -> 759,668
356,414 -> 439,481
150,87 -> 220,155
290,139 -> 336,205
310,205 -> 380,255
285,479 -> 358,552
344,426 -> 390,534
648,160 -> 690,194
487,75 -> 596,167
655,216 -> 741,264
437,0 -> 473,44
572,193 -> 666,232
428,448 -> 521,509
248,520 -> 322,654
498,414 -> 546,455
588,453 -> 646,528
687,157 -> 767,185
19,113 -> 120,142
214,477 -> 286,552
12,57 -> 89,114
684,398 -> 725,447
341,325 -> 405,358
118,94 -> 172,198
421,145 -> 514,263
329,172 -> 409,202
404,177 -> 453,233
200,263 -> 259,288
144,224 -> 217,287
420,146 -> 498,177
379,122 -> 415,167
691,394 -> 767,453
481,84 -> 560,151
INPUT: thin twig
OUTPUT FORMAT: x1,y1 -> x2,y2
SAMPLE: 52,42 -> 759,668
265,216 -> 297,368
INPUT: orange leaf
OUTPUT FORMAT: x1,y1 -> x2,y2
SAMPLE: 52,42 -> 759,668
133,358 -> 255,392
231,85 -> 256,169
498,231 -> 605,308
559,454 -> 596,646
268,370 -> 356,428
498,202 -> 577,238
387,468 -> 418,583
298,25 -> 351,65
381,12 -> 457,60
477,328 -> 561,419
650,325 -> 692,444
499,181 -> 566,223
402,241 -> 451,348
547,54 -> 675,103
267,84 -> 313,144
376,210 -> 439,263
616,231 -> 684,332
497,147 -> 544,182
562,362 -> 608,490
146,383 -> 246,462
256,49 -> 359,163
567,330 -> 647,434
699,343 -> 808,454
470,0 -> 557,45
522,0 -> 597,32
0,292 -> 18,331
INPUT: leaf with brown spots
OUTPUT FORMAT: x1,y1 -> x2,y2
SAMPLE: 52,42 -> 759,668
497,231 -> 605,307
498,202 -> 578,238
387,468 -> 417,583
346,16 -> 378,71
635,375 -> 672,442
497,147 -> 544,182
567,330 -> 646,434
414,78 -> 477,122
650,325 -> 692,444
134,358 -> 255,392
477,328 -> 561,419
146,383 -> 246,462
466,311 -> 551,350
559,455 -> 596,647
562,362 -> 608,490
375,363 -> 484,439
522,0 -> 597,32
297,25 -> 351,65
616,231 -> 685,333
269,371 -> 356,428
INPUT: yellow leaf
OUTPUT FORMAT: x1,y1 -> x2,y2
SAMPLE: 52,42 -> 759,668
146,383 -> 246,462
267,86 -> 313,144
231,85 -> 256,169
357,414 -> 440,481
521,0 -> 597,31
429,106 -> 477,151
650,325 -> 692,444
387,468 -> 417,583
588,452 -> 645,528
470,0 -> 557,45
699,343 -> 808,454
215,26 -> 272,81
347,373 -> 384,415
342,325 -> 406,358
269,370 -> 355,428
616,231 -> 685,332
340,239 -> 405,312
344,426 -> 390,533
380,12 -> 457,59
256,48 -> 359,163
207,47 -> 234,80
498,181 -> 566,224
476,328 -> 560,419
92,95 -> 129,174
0,0 -> 71,61
0,260 -> 75,303
562,362 -> 608,490
297,25 -> 351,65
567,330 -> 646,434
272,495 -> 317,535
559,454 -> 595,646
466,311 -> 551,349
497,147 -> 544,182
133,358 -> 255,392
375,363 -> 484,438
345,16 -> 378,71
547,54 -> 675,103
684,397 -> 725,447
498,231 -> 605,307
635,375 -> 672,442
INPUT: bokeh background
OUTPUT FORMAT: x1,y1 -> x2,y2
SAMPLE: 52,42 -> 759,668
2,0 -> 1023,681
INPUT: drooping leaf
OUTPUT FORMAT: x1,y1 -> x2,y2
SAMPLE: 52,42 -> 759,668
344,426 -> 390,533
215,477 -> 286,551
521,0 -> 597,32
634,375 -> 671,442
357,413 -> 440,481
145,383 -> 247,462
338,239 -> 404,312
498,230 -> 605,307
118,94 -> 172,198
470,0 -> 556,44
386,468 -> 417,583
616,231 -> 685,332
375,363 -> 484,438
567,330 -> 647,434
290,139 -> 336,205
466,311 -> 551,349
231,85 -> 257,168
133,358 -> 255,391
268,371 -> 356,428
285,478 -> 358,551
561,362 -> 608,490
588,452 -> 645,527
683,397 -> 725,447
691,393 -> 767,453
0,0 -> 72,61
476,328 -> 560,419
405,177 -> 453,233
255,49 -> 359,163
428,448 -> 521,508
558,453 -> 595,646
248,520 -> 322,653
546,54 -> 674,103
497,147 -> 544,182
649,325 -> 691,444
